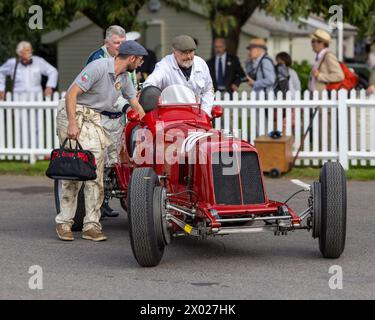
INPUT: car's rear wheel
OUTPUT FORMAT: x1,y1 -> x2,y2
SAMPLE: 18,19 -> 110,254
318,162 -> 347,258
128,167 -> 165,267
54,179 -> 85,232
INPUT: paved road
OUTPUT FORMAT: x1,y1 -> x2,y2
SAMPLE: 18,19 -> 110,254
0,175 -> 374,300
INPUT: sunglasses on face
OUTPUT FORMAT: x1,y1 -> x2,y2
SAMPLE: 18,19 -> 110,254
311,39 -> 323,44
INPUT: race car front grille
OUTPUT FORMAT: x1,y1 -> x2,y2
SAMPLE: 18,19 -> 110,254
212,151 -> 265,205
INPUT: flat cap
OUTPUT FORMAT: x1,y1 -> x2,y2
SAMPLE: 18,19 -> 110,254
172,35 -> 197,51
118,40 -> 148,56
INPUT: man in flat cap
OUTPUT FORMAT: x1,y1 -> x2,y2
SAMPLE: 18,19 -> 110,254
245,38 -> 276,95
309,29 -> 344,93
143,35 -> 214,116
55,40 -> 147,242
86,25 -> 128,218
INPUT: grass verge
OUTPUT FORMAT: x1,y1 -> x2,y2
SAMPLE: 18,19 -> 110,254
1,161 -> 375,180
0,160 -> 49,176
283,166 -> 375,181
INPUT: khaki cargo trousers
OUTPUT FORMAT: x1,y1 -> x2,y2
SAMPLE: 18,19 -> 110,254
55,99 -> 111,231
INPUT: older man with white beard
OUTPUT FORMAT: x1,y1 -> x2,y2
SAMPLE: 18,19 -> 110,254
143,35 -> 214,117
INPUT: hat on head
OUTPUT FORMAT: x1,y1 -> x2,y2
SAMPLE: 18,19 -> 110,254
246,38 -> 267,50
118,40 -> 148,56
310,29 -> 332,44
172,35 -> 197,51
126,31 -> 141,41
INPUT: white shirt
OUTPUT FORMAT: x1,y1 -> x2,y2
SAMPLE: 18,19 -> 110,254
0,56 -> 58,93
144,54 -> 215,116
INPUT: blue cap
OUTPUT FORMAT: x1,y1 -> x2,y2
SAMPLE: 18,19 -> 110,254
118,40 -> 148,56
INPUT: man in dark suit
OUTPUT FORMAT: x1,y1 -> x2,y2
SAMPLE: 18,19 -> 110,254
206,38 -> 245,93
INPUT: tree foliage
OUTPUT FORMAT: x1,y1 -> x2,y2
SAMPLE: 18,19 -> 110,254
0,0 -> 374,61
166,0 -> 375,55
0,0 -> 147,62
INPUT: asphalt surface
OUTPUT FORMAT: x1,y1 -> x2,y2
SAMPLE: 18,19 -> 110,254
0,175 -> 374,300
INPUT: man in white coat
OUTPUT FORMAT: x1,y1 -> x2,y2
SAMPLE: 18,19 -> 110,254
0,41 -> 58,100
143,35 -> 214,117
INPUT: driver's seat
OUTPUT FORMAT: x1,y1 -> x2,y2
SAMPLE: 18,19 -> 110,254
138,85 -> 162,113
129,86 -> 162,157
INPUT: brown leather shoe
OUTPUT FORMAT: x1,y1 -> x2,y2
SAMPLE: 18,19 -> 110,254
56,223 -> 74,241
82,228 -> 107,242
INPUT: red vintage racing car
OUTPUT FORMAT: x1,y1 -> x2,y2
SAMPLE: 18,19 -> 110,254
55,85 -> 347,267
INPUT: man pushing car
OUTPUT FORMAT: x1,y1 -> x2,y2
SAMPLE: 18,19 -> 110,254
55,41 -> 147,242
143,35 -> 215,117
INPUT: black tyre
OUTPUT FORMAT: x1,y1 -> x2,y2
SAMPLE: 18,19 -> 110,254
127,168 -> 165,267
54,179 -> 85,232
319,162 -> 347,258
269,168 -> 281,178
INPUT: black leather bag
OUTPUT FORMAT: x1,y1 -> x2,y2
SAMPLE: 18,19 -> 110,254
46,138 -> 97,181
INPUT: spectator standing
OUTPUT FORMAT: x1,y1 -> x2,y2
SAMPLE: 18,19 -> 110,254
245,38 -> 276,95
275,52 -> 301,131
0,41 -> 58,100
308,29 -> 344,94
206,38 -> 245,94
275,52 -> 301,95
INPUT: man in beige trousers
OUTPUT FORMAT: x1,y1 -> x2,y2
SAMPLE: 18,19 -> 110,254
55,41 -> 147,242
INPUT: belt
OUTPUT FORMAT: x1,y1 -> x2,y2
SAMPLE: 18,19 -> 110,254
57,100 -> 111,149
101,111 -> 123,119
76,105 -> 111,149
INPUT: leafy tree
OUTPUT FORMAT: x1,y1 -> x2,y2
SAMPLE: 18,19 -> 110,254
0,0 -> 147,62
1,0 -> 374,62
165,0 -> 375,56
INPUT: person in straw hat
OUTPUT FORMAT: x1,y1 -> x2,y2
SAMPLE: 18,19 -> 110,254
244,38 -> 276,95
309,29 -> 344,93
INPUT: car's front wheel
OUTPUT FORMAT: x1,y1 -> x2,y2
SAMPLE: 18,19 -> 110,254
127,167 -> 166,267
316,162 -> 347,258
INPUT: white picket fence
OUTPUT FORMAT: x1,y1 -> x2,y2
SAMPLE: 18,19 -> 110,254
0,90 -> 375,169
